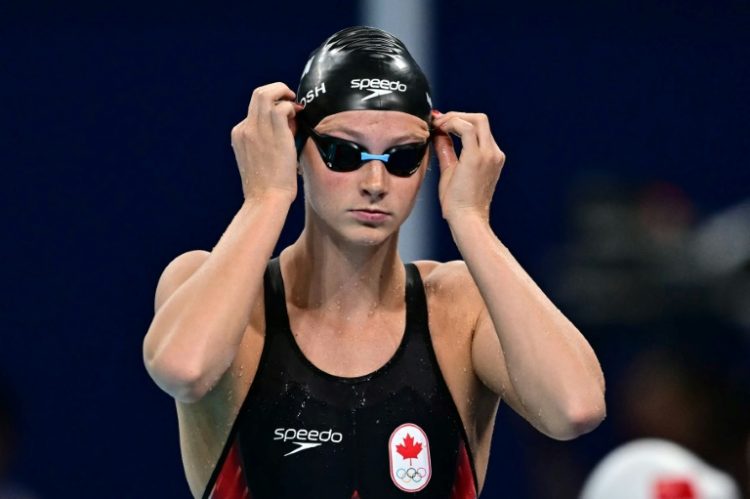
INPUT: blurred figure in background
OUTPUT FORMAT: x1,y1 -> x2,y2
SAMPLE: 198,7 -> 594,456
619,340 -> 749,494
535,175 -> 750,498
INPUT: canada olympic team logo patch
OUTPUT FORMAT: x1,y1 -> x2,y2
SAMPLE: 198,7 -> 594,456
388,423 -> 431,492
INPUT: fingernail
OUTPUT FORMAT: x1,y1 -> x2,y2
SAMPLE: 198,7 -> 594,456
431,109 -> 442,117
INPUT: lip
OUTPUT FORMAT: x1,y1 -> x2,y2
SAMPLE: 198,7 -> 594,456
349,208 -> 392,223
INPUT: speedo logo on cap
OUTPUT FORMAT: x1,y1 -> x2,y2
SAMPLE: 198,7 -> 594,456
351,78 -> 408,101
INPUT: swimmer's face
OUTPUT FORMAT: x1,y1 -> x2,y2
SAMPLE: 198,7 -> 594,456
299,110 -> 431,246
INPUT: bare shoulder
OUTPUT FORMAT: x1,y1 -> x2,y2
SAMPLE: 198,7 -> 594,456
414,259 -> 473,281
414,260 -> 481,306
154,250 -> 211,312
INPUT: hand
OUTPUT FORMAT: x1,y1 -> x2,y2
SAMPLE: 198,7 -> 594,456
231,82 -> 303,203
431,111 -> 506,222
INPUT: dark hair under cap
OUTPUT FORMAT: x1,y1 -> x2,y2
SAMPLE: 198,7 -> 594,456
295,26 -> 433,129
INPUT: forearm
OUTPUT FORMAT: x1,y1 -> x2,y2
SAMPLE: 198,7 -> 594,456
144,193 -> 292,400
450,213 -> 605,438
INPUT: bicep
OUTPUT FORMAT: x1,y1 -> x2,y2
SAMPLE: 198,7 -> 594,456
427,260 -> 532,420
154,249 -> 211,313
471,306 -> 533,422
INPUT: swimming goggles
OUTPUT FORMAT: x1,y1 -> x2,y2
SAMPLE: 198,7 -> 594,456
297,121 -> 432,178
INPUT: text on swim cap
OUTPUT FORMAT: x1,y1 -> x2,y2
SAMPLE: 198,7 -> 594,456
299,82 -> 327,108
350,78 -> 408,93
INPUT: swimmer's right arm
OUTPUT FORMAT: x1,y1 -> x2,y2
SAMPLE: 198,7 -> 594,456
143,82 -> 303,403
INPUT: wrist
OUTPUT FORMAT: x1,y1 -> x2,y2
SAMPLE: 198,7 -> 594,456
445,207 -> 490,230
447,209 -> 491,244
243,188 -> 296,208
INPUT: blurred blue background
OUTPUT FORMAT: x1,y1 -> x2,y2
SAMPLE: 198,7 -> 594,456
1,1 -> 748,497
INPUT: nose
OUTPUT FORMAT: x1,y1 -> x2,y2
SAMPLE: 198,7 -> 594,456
359,160 -> 388,201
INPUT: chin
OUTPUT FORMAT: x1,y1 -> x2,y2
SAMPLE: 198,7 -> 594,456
342,225 -> 396,247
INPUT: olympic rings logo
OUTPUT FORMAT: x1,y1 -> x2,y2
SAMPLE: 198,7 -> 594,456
395,467 -> 427,484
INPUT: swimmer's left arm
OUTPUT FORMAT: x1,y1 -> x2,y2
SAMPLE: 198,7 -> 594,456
432,111 -> 606,440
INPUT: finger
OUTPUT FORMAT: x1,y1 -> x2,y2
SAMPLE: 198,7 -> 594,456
270,100 -> 299,133
230,119 -> 247,146
435,112 -> 496,149
432,128 -> 457,174
290,103 -> 304,136
272,100 -> 300,118
438,117 -> 480,163
259,85 -> 296,118
461,113 -> 496,150
248,82 -> 296,117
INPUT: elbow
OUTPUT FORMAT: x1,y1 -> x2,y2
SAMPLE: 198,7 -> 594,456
563,401 -> 607,439
553,362 -> 607,440
143,339 -> 210,404
546,397 -> 607,441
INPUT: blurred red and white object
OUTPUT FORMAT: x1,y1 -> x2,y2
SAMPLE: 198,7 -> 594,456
579,439 -> 740,499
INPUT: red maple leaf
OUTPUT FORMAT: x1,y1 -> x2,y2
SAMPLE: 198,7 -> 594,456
396,433 -> 423,465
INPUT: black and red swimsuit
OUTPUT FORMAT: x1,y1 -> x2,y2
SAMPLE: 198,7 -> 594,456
202,259 -> 478,499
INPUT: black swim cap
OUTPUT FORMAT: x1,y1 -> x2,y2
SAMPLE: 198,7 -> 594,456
296,26 -> 433,128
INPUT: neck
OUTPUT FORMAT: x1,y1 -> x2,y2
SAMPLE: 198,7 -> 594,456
282,217 -> 405,314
